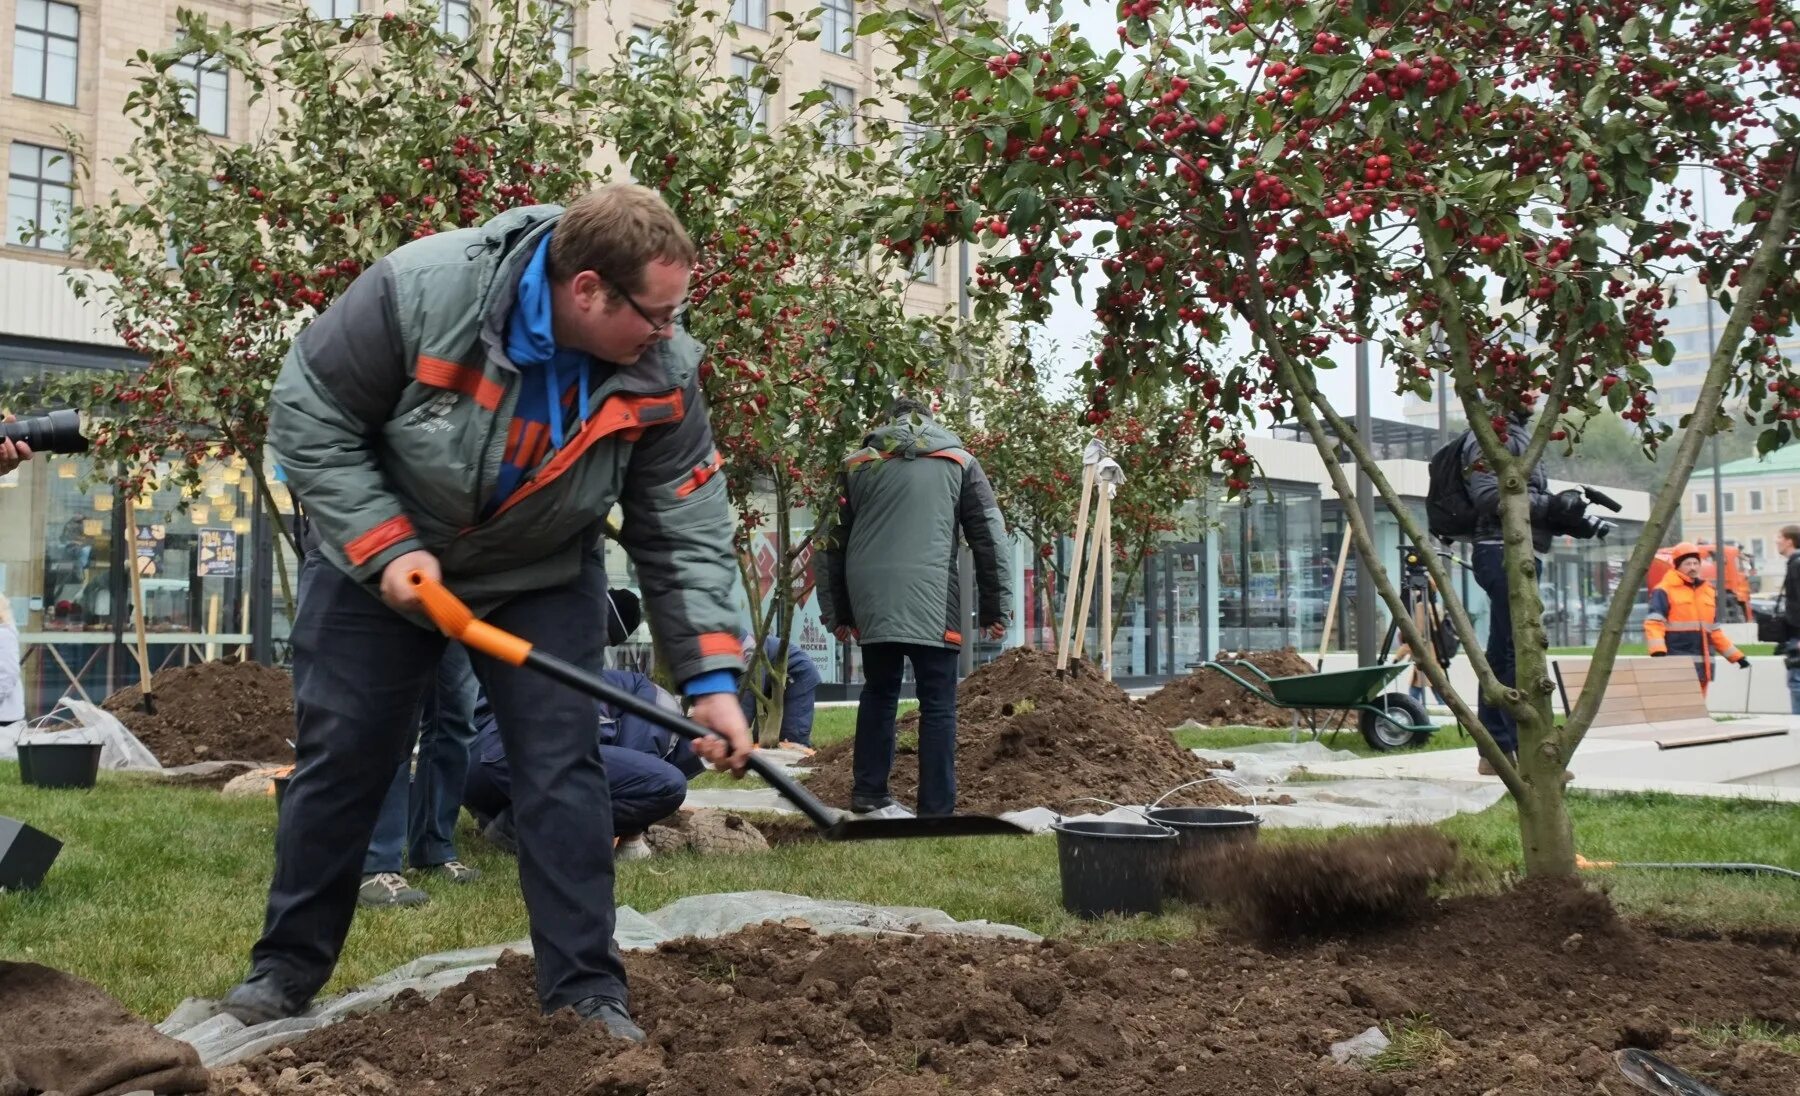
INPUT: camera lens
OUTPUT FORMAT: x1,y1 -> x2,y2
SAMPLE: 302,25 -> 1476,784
0,409 -> 87,455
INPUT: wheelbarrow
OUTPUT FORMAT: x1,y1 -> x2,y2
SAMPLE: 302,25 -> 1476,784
1198,660 -> 1436,751
408,572 -> 1032,842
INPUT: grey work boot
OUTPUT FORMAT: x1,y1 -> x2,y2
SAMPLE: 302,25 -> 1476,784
574,995 -> 647,1042
220,971 -> 308,1027
358,872 -> 430,907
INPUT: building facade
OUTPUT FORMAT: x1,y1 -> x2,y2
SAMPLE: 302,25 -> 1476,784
0,0 -> 1657,716
1682,446 -> 1800,595
0,0 -> 995,714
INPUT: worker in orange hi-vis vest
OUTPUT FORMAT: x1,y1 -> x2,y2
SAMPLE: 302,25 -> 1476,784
1645,542 -> 1749,695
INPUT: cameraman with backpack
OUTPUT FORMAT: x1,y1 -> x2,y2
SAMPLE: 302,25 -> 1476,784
1433,409 -> 1612,774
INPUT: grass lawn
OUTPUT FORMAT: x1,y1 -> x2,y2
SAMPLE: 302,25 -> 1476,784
4,712 -> 1799,1019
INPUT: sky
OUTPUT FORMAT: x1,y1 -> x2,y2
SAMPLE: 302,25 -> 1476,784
998,0 -> 1744,431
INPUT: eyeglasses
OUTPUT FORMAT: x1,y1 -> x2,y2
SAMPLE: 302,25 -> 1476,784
617,285 -> 688,338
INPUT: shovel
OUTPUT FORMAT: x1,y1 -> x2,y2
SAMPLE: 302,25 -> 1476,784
1614,1049 -> 1734,1096
1578,855 -> 1800,881
407,572 -> 1031,842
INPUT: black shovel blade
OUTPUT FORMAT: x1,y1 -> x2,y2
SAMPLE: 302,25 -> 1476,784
1614,1049 -> 1732,1096
822,814 -> 1036,841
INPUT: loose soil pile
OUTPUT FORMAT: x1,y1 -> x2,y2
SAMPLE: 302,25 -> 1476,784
1200,829 -> 1462,940
103,660 -> 296,766
1,961 -> 209,1095
806,648 -> 1245,814
1141,648 -> 1332,729
208,881 -> 1800,1095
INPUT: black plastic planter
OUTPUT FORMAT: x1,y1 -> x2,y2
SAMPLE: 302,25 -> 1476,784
17,743 -> 103,789
0,815 -> 63,890
1147,806 -> 1261,903
1052,819 -> 1176,918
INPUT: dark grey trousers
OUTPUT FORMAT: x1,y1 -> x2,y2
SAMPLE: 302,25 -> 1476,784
249,550 -> 623,1011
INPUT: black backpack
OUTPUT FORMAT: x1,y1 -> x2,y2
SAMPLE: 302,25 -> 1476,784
1426,433 -> 1477,541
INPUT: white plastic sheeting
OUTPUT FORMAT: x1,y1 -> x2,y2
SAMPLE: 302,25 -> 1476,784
0,699 -> 161,771
159,891 -> 1039,1067
689,741 -> 1506,832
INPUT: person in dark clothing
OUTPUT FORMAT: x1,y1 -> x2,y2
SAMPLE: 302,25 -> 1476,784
464,668 -> 701,862
1459,412 -> 1607,774
738,634 -> 821,752
817,398 -> 1013,817
1778,525 -> 1800,714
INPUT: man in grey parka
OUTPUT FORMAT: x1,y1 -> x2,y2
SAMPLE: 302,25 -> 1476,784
817,398 -> 1012,817
222,185 -> 752,1042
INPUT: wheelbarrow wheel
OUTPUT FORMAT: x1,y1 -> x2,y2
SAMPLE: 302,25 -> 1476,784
1359,692 -> 1432,751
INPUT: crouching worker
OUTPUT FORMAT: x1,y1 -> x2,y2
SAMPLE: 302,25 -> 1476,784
465,668 -> 704,862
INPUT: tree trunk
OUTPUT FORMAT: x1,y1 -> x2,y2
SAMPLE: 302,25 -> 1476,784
1515,773 -> 1577,876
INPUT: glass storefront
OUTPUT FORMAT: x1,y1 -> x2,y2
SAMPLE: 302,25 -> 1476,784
2,449 -> 260,717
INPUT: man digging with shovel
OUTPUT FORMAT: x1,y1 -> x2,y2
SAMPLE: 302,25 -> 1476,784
222,184 -> 754,1043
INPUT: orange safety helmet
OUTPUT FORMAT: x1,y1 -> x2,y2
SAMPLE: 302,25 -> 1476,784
1669,542 -> 1702,566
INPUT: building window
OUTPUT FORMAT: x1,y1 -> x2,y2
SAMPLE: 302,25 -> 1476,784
437,0 -> 471,39
1753,537 -> 1767,560
822,81 -> 856,148
730,54 -> 768,129
7,143 -> 73,251
1722,491 -> 1736,514
13,0 -> 80,106
900,121 -> 927,173
1750,489 -> 1764,512
731,0 -> 767,30
308,0 -> 360,19
1780,488 -> 1791,512
1695,492 -> 1708,515
821,0 -> 854,56
912,247 -> 937,284
551,3 -> 574,81
171,50 -> 229,136
628,24 -> 666,71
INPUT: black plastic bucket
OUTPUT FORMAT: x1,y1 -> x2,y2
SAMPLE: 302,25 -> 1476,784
17,743 -> 103,789
1052,820 -> 1177,918
1148,807 -> 1260,903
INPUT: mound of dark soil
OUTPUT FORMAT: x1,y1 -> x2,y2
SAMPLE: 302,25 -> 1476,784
1203,828 -> 1462,941
208,881 -> 1800,1096
805,648 -> 1245,814
103,660 -> 295,766
1140,648 -> 1331,729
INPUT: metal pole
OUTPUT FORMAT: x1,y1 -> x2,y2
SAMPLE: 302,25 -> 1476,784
1700,182 -> 1728,607
250,493 -> 274,665
1355,339 -> 1377,666
957,239 -> 976,676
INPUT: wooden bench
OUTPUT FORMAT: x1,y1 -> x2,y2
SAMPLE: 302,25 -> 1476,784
1553,658 -> 1790,750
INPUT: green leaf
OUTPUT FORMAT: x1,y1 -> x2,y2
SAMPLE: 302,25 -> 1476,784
1631,94 -> 1667,114
1733,198 -> 1759,224
1581,80 -> 1608,116
1532,208 -> 1554,228
1654,339 -> 1674,365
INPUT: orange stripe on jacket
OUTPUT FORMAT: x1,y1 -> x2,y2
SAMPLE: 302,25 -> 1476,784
697,632 -> 744,659
486,390 -> 686,520
675,449 -> 724,498
416,355 -> 504,411
345,515 -> 417,567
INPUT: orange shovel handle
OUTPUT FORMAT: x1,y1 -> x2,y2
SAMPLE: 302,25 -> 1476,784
406,571 -> 533,666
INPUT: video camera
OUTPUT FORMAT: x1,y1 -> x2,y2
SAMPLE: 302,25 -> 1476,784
1546,485 -> 1621,540
0,409 -> 87,455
